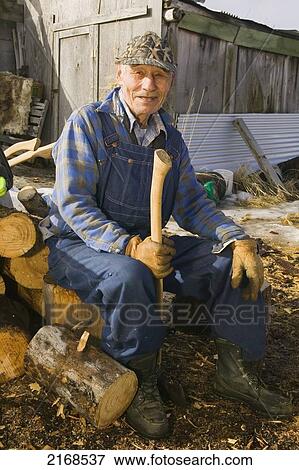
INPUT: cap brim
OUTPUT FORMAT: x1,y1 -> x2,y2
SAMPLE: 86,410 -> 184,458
115,57 -> 176,73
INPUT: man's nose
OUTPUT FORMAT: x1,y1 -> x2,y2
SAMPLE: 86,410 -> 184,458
141,75 -> 156,91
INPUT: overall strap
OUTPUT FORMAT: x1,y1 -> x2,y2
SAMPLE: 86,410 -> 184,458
99,112 -> 120,148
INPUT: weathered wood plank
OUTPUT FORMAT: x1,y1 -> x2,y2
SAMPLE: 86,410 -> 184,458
178,11 -> 238,43
53,6 -> 148,32
234,118 -> 286,189
175,29 -> 226,114
235,27 -> 299,59
0,4 -> 24,23
222,42 -> 238,113
235,47 -> 285,113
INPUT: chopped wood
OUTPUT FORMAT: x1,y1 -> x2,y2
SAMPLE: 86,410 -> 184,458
0,275 -> 5,295
0,327 -> 29,384
25,325 -> 138,428
77,330 -> 90,352
4,245 -> 49,289
0,296 -> 30,384
17,285 -> 44,314
0,209 -> 37,258
17,186 -> 49,218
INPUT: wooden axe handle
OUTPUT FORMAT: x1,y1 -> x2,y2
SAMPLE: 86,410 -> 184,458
8,143 -> 55,167
4,138 -> 41,159
150,149 -> 172,303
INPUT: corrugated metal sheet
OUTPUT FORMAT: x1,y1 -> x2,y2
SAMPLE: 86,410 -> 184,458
177,113 -> 299,171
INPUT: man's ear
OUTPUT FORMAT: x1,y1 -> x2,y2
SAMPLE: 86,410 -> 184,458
116,65 -> 123,85
171,73 -> 175,87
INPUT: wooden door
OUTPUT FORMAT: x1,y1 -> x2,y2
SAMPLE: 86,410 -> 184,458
52,25 -> 98,138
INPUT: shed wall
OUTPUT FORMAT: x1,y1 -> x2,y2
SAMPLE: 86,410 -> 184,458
23,0 -> 299,142
0,20 -> 15,72
174,1 -> 299,114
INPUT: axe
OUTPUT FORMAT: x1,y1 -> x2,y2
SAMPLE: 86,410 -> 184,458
8,143 -> 55,167
150,149 -> 172,305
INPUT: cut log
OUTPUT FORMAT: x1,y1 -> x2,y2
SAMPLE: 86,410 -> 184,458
0,296 -> 30,384
4,245 -> 49,289
0,274 -> 5,295
0,208 -> 37,258
43,275 -> 104,339
25,325 -> 138,428
17,285 -> 44,314
17,185 -> 49,218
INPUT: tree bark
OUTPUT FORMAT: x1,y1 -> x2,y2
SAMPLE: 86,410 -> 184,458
43,275 -> 104,339
25,325 -> 138,428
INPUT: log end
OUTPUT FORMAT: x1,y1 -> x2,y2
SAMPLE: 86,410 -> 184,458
95,370 -> 138,428
0,212 -> 37,258
0,326 -> 29,384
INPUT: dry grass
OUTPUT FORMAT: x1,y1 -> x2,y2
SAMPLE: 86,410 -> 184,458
234,165 -> 299,207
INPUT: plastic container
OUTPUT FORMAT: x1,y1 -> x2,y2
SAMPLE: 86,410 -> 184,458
214,169 -> 234,196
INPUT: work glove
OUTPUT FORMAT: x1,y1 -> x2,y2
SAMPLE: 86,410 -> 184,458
125,235 -> 176,279
231,239 -> 264,301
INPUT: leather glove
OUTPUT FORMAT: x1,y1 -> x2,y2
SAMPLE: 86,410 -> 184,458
125,235 -> 176,279
231,239 -> 264,301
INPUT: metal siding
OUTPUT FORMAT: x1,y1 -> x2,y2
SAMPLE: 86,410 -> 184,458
177,113 -> 299,171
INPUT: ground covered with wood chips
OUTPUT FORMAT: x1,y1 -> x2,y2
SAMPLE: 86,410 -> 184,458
0,163 -> 298,450
0,240 -> 297,450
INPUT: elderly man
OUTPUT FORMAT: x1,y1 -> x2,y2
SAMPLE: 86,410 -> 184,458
44,32 -> 292,438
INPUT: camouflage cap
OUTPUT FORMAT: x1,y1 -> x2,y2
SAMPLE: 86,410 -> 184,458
115,31 -> 176,73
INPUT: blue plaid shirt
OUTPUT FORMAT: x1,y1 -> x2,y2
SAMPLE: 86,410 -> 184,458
45,87 -> 246,254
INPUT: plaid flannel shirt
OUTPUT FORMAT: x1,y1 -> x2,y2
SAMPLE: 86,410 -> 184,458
45,87 -> 246,254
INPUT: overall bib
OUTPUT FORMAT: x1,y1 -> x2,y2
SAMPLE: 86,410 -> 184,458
47,112 -> 267,363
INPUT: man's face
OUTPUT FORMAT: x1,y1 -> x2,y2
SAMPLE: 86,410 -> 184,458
117,64 -> 173,127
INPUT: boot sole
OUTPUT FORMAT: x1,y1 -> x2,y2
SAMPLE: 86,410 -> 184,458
214,384 -> 292,419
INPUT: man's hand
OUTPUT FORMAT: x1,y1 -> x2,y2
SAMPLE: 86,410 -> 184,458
231,239 -> 264,301
125,236 -> 176,279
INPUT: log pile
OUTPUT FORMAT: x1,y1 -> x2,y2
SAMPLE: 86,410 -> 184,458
0,190 -> 131,428
0,189 -> 104,387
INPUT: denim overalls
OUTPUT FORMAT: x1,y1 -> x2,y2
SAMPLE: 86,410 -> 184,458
47,111 -> 267,364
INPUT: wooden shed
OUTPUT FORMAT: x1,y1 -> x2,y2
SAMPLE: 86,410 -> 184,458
18,0 -> 299,141
0,0 -> 24,73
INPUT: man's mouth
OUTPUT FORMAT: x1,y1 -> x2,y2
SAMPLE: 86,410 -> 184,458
136,96 -> 158,102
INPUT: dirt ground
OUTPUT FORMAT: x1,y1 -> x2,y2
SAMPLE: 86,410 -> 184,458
0,163 -> 298,450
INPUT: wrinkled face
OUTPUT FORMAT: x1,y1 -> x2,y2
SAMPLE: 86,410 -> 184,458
117,64 -> 173,127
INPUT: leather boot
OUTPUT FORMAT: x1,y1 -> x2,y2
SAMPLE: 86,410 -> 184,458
214,338 -> 293,418
125,352 -> 169,439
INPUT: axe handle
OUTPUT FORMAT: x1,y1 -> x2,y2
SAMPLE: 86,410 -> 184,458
8,142 -> 55,167
4,137 -> 41,159
150,149 -> 172,304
